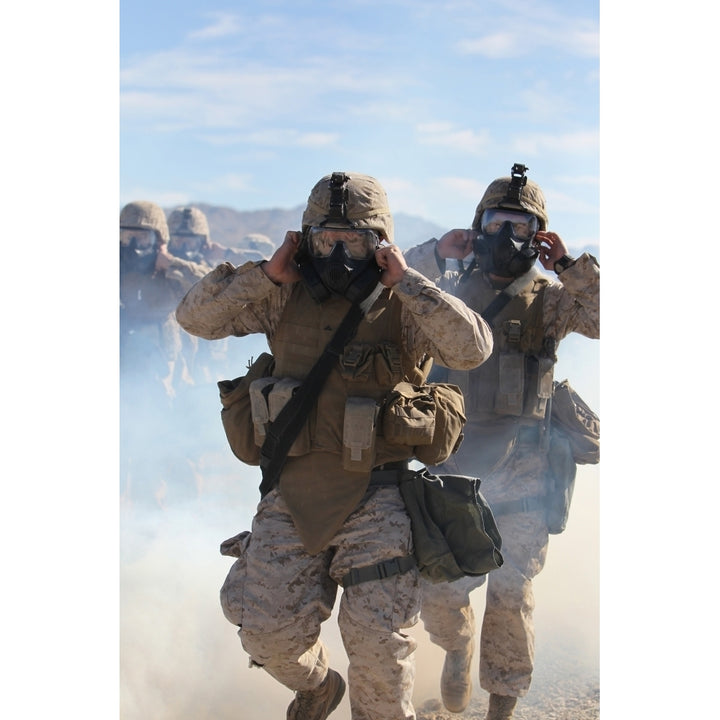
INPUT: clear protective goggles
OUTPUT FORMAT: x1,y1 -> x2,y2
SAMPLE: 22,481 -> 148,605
171,233 -> 206,251
120,228 -> 157,251
307,226 -> 381,260
480,209 -> 539,240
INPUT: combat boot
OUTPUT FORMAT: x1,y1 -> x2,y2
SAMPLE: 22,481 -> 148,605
440,642 -> 473,713
484,693 -> 517,720
286,669 -> 346,720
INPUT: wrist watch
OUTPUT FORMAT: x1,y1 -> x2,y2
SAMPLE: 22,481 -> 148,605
554,254 -> 576,274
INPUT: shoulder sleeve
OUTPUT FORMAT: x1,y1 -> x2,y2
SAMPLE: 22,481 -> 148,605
175,261 -> 291,340
543,252 -> 600,341
393,268 -> 493,369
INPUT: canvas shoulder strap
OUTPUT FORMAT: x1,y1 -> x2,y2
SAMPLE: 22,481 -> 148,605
258,299 -> 365,497
480,267 -> 540,325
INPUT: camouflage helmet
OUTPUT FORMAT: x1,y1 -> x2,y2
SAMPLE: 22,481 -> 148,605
168,206 -> 210,239
119,200 -> 169,244
301,171 -> 394,243
472,176 -> 548,232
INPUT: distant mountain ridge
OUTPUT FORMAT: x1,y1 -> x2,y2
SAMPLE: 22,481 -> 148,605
164,202 -> 598,260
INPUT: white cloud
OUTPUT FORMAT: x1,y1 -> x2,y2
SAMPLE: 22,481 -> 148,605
120,46 -> 416,137
455,6 -> 598,60
246,129 -> 339,148
543,189 -> 598,215
511,129 -> 599,156
416,124 -> 491,155
437,176 -> 489,201
457,33 -> 518,59
189,12 -> 244,40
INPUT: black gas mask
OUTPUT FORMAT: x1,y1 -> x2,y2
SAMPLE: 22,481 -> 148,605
295,173 -> 382,304
472,210 -> 539,278
120,229 -> 158,275
471,164 -> 540,278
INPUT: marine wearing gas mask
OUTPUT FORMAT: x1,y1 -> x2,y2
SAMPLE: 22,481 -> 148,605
294,172 -> 386,305
119,200 -> 169,275
168,206 -> 211,265
470,164 -> 548,279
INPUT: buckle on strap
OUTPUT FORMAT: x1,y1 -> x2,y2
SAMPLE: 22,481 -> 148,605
342,554 -> 416,589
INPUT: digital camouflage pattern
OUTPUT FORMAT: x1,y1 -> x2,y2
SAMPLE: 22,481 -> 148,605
176,244 -> 493,718
221,487 -> 420,719
175,260 -> 492,368
404,237 -> 599,700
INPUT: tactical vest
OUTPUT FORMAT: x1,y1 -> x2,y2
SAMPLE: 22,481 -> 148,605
272,282 -> 426,461
447,271 -> 555,423
269,283 -> 428,553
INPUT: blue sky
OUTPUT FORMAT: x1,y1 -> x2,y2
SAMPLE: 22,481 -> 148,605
120,0 -> 599,244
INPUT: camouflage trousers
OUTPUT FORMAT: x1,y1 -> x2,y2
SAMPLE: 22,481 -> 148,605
421,445 -> 550,698
221,486 -> 421,720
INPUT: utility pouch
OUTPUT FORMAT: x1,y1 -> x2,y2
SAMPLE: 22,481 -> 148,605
399,468 -> 504,583
414,383 -> 467,466
551,379 -> 600,465
218,353 -> 275,465
383,382 -> 436,446
342,397 -> 379,472
495,352 -> 524,416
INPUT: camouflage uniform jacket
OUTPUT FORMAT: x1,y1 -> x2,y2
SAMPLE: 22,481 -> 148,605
176,259 -> 493,552
404,239 -> 599,346
175,259 -> 492,367
404,239 -> 599,427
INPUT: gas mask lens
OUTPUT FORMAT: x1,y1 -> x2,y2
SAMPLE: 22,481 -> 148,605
120,228 -> 157,251
172,233 -> 206,254
308,227 -> 380,260
480,209 -> 538,241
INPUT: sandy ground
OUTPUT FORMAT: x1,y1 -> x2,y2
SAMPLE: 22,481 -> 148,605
414,643 -> 600,720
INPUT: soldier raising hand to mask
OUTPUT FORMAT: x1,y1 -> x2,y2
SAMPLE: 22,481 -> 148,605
375,242 -> 408,287
404,164 -> 599,720
261,230 -> 303,285
176,171 -> 493,720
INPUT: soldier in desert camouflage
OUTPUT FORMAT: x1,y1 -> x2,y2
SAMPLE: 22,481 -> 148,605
168,206 -> 273,270
175,172 -> 493,720
119,200 -> 206,509
404,165 -> 600,720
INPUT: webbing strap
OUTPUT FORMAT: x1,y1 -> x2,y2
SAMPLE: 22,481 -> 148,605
480,268 -> 540,326
490,494 -> 547,517
367,461 -> 410,487
342,554 -> 417,589
258,302 -> 363,497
